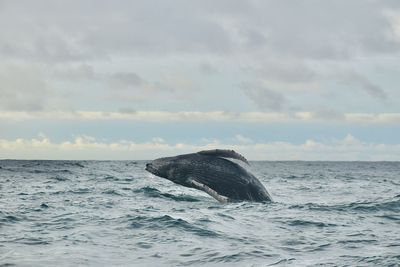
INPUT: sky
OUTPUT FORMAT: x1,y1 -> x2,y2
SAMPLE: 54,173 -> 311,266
1,0 -> 400,160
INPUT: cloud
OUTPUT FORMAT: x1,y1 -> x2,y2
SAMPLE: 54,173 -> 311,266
153,73 -> 195,92
0,1 -> 399,114
109,72 -> 145,88
0,64 -> 49,111
1,134 -> 399,160
383,8 -> 400,43
234,134 -> 253,144
105,71 -> 195,103
247,1 -> 400,59
1,110 -> 400,124
257,59 -> 317,84
106,71 -> 149,101
1,1 -> 399,63
341,72 -> 387,100
52,64 -> 95,81
199,62 -> 219,75
241,83 -> 287,111
0,0 -> 233,62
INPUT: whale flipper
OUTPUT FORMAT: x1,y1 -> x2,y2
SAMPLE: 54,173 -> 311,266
197,149 -> 249,165
188,178 -> 229,203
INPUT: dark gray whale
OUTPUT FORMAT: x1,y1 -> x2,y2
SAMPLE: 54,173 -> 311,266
145,149 -> 272,203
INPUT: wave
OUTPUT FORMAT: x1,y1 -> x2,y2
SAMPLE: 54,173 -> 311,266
40,203 -> 49,209
337,239 -> 378,245
69,188 -> 92,194
134,187 -> 201,202
268,258 -> 296,266
10,237 -> 51,245
127,215 -> 218,237
289,195 -> 400,213
102,189 -> 123,196
51,188 -> 92,195
205,250 -> 277,263
284,174 -> 309,179
50,175 -> 70,182
286,219 -> 337,228
340,254 -> 400,266
0,214 -> 21,224
0,212 -> 29,227
61,162 -> 85,168
376,214 -> 400,222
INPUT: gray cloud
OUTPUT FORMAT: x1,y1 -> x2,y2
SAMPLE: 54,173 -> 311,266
0,65 -> 49,111
342,72 -> 387,100
0,0 -> 233,62
105,72 -> 153,102
241,83 -> 287,111
0,0 -> 399,112
199,62 -> 219,75
109,72 -> 145,88
239,1 -> 400,60
1,1 -> 399,63
104,71 -> 196,105
257,59 -> 317,83
311,108 -> 346,121
53,64 -> 95,81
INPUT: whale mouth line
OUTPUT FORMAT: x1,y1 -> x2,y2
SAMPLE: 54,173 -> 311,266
145,163 -> 161,177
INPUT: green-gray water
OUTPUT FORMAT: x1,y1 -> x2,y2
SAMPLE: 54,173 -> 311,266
1,161 -> 399,266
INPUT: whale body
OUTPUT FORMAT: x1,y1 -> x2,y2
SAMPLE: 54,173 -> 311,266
145,149 -> 272,203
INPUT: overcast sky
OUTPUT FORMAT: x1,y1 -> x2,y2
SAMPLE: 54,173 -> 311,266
1,0 -> 400,160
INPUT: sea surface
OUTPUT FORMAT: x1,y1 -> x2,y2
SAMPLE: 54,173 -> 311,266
0,160 -> 399,266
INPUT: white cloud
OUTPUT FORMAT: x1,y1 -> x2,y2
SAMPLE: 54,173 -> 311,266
235,134 -> 253,144
1,111 -> 400,124
340,134 -> 362,146
151,137 -> 165,144
384,8 -> 400,43
0,134 -> 399,161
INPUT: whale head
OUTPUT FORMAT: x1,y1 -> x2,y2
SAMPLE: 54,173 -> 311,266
145,156 -> 188,185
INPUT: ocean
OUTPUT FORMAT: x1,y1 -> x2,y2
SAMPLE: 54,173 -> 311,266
0,160 -> 399,266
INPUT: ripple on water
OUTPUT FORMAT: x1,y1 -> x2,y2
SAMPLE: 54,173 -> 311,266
211,250 -> 274,263
51,176 -> 69,182
103,175 -> 119,181
268,258 -> 296,266
69,188 -> 92,194
102,189 -> 123,196
61,162 -> 85,168
40,203 -> 49,209
286,219 -> 337,228
376,214 -> 400,222
289,196 -> 400,213
0,215 -> 21,224
183,250 -> 278,265
10,237 -> 52,245
127,215 -> 219,238
133,187 -> 201,202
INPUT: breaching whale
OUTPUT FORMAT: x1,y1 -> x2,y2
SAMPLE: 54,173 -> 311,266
145,149 -> 272,203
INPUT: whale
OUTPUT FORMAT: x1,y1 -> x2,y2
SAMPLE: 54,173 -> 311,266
145,149 -> 272,203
